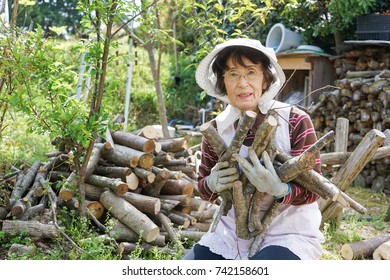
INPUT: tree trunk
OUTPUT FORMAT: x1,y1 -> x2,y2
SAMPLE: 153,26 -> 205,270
145,41 -> 169,138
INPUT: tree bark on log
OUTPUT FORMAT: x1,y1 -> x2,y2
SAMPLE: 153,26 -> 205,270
108,218 -> 140,242
8,244 -> 37,258
277,152 -> 316,182
8,161 -> 42,208
156,212 -> 185,253
111,130 -> 156,153
132,167 -> 156,184
100,190 -> 159,243
94,165 -> 132,181
158,137 -> 187,153
86,174 -> 128,196
141,170 -> 169,197
85,144 -> 103,178
160,179 -> 194,196
84,183 -> 106,201
373,240 -> 390,260
58,171 -> 77,202
320,146 -> 390,166
335,117 -> 349,153
1,220 -> 59,239
157,194 -> 191,206
100,143 -> 138,168
114,144 -> 154,169
341,234 -> 390,260
121,192 -> 161,216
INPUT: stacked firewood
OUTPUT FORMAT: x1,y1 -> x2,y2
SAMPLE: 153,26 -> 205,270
0,125 -> 217,257
309,45 -> 390,194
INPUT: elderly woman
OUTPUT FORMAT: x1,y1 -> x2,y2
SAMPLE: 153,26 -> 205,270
182,38 -> 324,260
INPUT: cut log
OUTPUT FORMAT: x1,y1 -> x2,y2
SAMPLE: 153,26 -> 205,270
190,221 -> 211,232
121,192 -> 161,216
114,144 -> 154,169
141,170 -> 169,197
132,167 -> 156,184
157,194 -> 191,206
199,122 -> 227,157
94,165 -> 132,182
100,143 -> 138,168
190,207 -> 217,222
108,218 -> 139,242
164,210 -> 191,228
1,220 -> 59,239
85,144 -> 103,178
277,151 -> 316,182
125,172 -> 139,191
100,190 -> 159,243
43,153 -> 69,172
156,212 -> 185,252
84,183 -> 107,200
86,174 -> 128,196
20,204 -> 45,221
86,200 -> 105,220
177,230 -> 205,242
8,244 -> 37,258
58,171 -> 77,201
160,179 -> 194,196
111,130 -> 156,153
134,125 -> 158,140
335,117 -> 349,153
373,240 -> 390,260
320,146 -> 390,166
158,137 -> 187,153
8,161 -> 42,207
341,234 -> 390,260
189,197 -> 207,212
159,199 -> 181,212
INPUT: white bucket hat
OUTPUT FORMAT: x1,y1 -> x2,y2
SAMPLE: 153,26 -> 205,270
195,38 -> 286,114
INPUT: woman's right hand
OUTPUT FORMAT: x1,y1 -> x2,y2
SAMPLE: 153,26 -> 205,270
206,161 -> 239,193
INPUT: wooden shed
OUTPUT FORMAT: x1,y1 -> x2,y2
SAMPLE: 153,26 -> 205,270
276,50 -> 335,107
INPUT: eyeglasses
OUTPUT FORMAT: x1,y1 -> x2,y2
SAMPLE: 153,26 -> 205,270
223,67 -> 263,83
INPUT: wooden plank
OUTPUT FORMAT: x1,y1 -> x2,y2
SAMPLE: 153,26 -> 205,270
277,56 -> 311,70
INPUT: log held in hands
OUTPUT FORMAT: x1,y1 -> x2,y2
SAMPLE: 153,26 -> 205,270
199,110 -> 257,232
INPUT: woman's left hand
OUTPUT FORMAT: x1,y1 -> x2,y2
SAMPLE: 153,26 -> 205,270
233,148 -> 290,198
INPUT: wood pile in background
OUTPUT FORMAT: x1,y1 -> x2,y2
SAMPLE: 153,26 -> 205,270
0,125 -> 216,257
310,45 -> 390,194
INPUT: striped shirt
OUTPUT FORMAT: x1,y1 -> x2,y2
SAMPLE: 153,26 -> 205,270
198,105 -> 321,205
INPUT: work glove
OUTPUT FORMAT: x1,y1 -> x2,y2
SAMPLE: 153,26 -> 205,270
233,148 -> 290,198
206,161 -> 239,193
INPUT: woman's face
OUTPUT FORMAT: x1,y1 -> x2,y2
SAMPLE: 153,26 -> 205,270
224,56 -> 267,113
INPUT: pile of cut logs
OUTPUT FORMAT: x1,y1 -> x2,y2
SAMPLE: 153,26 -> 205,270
0,125 -> 217,257
310,45 -> 390,193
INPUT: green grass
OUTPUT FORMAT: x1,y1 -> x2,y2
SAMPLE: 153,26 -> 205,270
320,186 -> 390,260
